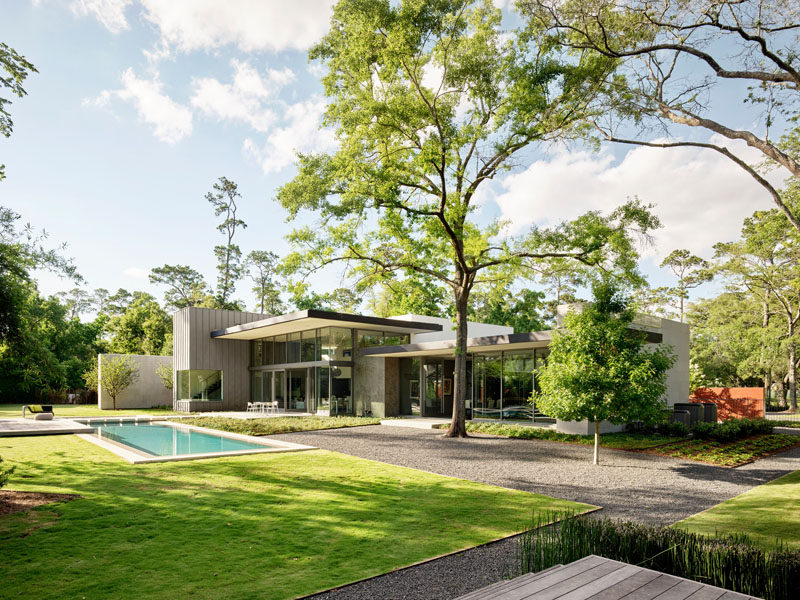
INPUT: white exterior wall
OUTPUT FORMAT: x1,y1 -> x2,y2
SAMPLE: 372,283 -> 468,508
97,354 -> 173,410
389,314 -> 513,343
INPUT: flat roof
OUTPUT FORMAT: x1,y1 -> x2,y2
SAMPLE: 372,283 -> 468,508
360,331 -> 554,358
360,329 -> 663,358
210,309 -> 443,341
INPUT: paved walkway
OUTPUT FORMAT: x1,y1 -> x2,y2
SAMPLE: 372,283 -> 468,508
274,424 -> 800,600
0,418 -> 93,436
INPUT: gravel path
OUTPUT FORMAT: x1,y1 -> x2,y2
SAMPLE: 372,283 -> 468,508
273,425 -> 800,600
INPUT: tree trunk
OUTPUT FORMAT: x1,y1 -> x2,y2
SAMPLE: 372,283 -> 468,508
790,341 -> 797,412
777,378 -> 787,408
593,418 -> 600,465
764,372 -> 772,406
445,285 -> 469,438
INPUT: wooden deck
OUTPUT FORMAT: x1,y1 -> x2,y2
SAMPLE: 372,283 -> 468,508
456,555 -> 760,600
0,418 -> 93,437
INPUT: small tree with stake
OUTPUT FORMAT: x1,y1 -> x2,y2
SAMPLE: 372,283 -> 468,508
534,280 -> 674,465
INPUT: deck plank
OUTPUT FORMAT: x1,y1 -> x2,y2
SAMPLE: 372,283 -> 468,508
585,569 -> 662,600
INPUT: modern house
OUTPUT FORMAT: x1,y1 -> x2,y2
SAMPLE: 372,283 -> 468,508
172,306 -> 689,433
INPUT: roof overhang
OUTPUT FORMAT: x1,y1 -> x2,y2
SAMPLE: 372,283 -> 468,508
360,331 -> 555,358
360,328 -> 663,358
210,309 -> 443,341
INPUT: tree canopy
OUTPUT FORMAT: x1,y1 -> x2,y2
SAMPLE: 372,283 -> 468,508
279,0 -> 660,436
535,280 -> 675,464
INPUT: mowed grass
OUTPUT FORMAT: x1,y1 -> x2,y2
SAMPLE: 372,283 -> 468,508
178,415 -> 382,435
0,403 -> 178,418
674,469 -> 800,551
0,436 -> 591,600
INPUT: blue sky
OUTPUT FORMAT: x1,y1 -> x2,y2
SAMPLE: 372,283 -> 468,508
1,0 -> 789,313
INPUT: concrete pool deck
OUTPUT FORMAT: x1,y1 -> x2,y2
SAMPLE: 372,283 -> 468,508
0,418 -> 93,436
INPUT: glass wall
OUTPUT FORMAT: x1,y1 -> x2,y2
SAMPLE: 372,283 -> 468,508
287,332 -> 301,363
177,370 -> 223,401
316,367 -> 330,411
331,366 -> 352,415
474,354 -> 502,419
502,352 -> 534,421
357,330 -> 410,348
424,362 -> 443,416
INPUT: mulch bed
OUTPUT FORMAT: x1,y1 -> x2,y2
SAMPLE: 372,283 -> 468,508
0,490 -> 79,516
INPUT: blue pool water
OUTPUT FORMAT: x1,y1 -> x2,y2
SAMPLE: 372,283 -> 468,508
87,421 -> 274,457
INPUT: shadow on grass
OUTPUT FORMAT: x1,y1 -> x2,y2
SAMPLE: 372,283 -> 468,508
0,436 -> 588,600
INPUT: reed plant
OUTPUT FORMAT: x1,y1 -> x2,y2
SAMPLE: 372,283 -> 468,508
517,512 -> 799,600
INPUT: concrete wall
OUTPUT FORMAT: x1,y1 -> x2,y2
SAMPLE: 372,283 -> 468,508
173,307 -> 265,411
390,314 -> 513,343
353,353 -> 385,417
97,354 -> 173,410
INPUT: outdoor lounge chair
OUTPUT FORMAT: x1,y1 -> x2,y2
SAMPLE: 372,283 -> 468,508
22,405 -> 54,420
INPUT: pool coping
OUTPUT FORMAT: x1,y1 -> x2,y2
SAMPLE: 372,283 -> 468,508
76,419 -> 316,464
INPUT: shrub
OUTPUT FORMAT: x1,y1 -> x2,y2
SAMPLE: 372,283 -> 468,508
692,418 -> 774,442
659,421 -> 690,437
519,512 -> 799,600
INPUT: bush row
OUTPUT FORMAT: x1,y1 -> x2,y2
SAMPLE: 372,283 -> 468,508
518,512 -> 798,600
693,418 -> 774,442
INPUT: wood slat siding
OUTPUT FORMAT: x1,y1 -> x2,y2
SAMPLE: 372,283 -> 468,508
454,556 -> 760,600
172,307 -> 265,411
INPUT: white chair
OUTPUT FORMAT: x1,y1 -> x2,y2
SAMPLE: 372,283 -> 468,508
246,402 -> 258,413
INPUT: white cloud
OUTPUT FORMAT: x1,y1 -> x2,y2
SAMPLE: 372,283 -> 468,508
139,0 -> 336,53
243,97 -> 337,173
191,60 -> 294,132
123,266 -> 148,279
70,0 -> 133,33
492,138 -> 789,261
87,68 -> 193,143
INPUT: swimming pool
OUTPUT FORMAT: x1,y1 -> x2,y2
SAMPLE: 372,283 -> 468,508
77,419 -> 315,463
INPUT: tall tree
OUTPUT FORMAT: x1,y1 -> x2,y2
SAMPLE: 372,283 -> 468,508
104,293 -> 171,356
245,250 -> 284,315
206,177 -> 247,308
149,264 -> 211,311
535,279 -> 675,464
660,249 -> 712,323
291,285 -> 361,313
278,0 -> 660,437
1,43 -> 38,181
714,189 -> 800,410
524,0 -> 800,232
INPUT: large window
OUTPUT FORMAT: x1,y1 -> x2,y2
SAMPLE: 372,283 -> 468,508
287,332 -> 301,363
331,366 -> 352,415
474,354 -> 501,420
177,370 -> 222,401
502,352 -> 534,421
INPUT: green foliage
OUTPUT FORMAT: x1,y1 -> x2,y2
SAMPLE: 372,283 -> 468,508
149,264 -> 211,310
291,285 -> 361,313
469,287 -> 546,333
279,0 -> 659,435
206,177 -> 246,307
104,293 -> 171,355
154,363 -> 172,391
535,281 -> 675,440
96,355 -> 138,410
519,512 -> 800,600
657,434 -> 797,467
245,250 -> 284,315
693,418 -> 775,443
176,415 -> 382,436
0,42 -> 37,180
454,421 -> 683,449
0,456 -> 13,489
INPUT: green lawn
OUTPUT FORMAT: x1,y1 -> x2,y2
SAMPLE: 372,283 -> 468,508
178,415 -> 382,435
0,403 -> 179,418
674,469 -> 800,550
0,435 -> 591,599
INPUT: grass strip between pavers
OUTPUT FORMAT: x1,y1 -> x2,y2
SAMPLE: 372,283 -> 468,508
0,434 -> 592,600
674,469 -> 800,551
174,415 -> 381,436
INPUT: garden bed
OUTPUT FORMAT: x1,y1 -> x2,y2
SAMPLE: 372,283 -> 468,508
174,415 -> 381,436
646,434 -> 800,467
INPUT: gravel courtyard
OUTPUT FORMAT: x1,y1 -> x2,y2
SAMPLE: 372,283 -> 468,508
274,424 -> 800,600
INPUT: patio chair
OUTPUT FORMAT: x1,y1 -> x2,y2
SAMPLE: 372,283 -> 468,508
246,402 -> 258,413
22,405 -> 54,420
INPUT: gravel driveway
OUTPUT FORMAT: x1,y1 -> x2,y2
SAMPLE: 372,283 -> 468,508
274,425 -> 800,600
